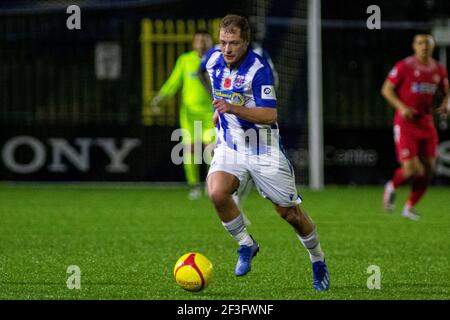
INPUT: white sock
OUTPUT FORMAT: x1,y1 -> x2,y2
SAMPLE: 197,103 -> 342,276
297,229 -> 325,263
222,214 -> 254,247
388,181 -> 395,192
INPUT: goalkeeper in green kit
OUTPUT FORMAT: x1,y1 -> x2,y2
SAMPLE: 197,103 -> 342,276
152,30 -> 215,200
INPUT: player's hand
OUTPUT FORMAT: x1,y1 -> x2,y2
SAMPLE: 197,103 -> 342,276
399,105 -> 417,120
213,110 -> 219,127
151,95 -> 163,113
213,99 -> 236,114
436,103 -> 449,116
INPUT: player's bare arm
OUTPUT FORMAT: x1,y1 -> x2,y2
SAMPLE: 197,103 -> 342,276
213,109 -> 219,127
213,99 -> 277,124
381,79 -> 417,120
436,87 -> 449,117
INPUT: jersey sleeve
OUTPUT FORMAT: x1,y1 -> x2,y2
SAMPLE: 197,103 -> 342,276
159,55 -> 184,98
200,47 -> 217,72
252,66 -> 277,108
386,60 -> 406,88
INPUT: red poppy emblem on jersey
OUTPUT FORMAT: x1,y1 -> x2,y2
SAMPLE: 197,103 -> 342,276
224,78 -> 232,88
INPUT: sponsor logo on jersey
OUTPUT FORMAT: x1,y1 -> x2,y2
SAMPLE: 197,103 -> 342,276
411,82 -> 437,94
231,93 -> 244,106
215,69 -> 221,77
214,90 -> 233,99
261,85 -> 276,100
213,90 -> 244,106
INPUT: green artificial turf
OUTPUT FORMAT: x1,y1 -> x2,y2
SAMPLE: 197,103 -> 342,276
0,183 -> 448,300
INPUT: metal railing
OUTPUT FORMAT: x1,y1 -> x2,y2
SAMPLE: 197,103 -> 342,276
140,18 -> 220,126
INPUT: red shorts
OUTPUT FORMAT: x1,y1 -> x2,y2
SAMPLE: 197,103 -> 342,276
393,124 -> 438,162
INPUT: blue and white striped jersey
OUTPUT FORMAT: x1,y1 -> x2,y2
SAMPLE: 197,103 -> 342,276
200,48 -> 280,155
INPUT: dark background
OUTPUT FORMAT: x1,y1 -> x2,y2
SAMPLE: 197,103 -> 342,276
1,0 -> 449,184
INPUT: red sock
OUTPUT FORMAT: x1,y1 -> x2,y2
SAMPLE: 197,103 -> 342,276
406,177 -> 430,208
392,168 -> 407,188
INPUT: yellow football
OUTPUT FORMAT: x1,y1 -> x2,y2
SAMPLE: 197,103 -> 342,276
173,252 -> 213,292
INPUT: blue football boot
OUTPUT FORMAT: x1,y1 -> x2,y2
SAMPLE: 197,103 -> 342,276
235,237 -> 259,276
312,259 -> 330,291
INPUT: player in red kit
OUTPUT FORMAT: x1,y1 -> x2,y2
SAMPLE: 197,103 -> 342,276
381,34 -> 449,220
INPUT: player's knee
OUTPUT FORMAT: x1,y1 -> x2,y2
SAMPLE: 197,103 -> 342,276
411,163 -> 425,179
402,163 -> 424,179
208,188 -> 230,208
402,165 -> 415,179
